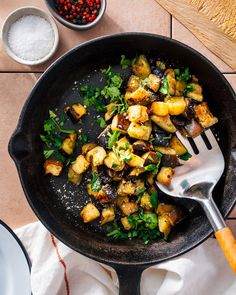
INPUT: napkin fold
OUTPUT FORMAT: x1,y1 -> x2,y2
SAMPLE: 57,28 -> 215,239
15,222 -> 236,295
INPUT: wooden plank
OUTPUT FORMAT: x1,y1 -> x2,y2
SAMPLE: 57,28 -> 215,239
155,0 -> 236,70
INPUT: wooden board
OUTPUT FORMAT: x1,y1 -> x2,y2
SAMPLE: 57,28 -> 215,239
154,0 -> 236,70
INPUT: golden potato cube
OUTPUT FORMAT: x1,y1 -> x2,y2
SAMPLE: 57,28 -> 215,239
104,151 -> 125,171
125,87 -> 153,105
72,155 -> 90,174
111,114 -> 130,134
140,192 -> 152,210
82,143 -> 97,155
151,101 -> 169,116
194,102 -> 218,128
127,120 -> 152,141
70,104 -> 87,120
68,167 -> 82,185
132,55 -> 151,79
128,105 -> 149,123
151,114 -> 176,133
120,201 -> 138,216
146,74 -> 161,92
101,207 -> 115,225
86,146 -> 107,166
80,202 -> 100,223
117,180 -> 136,196
44,160 -> 63,176
61,134 -> 77,155
127,75 -> 141,92
121,217 -> 133,230
127,153 -> 145,168
164,97 -> 187,116
157,167 -> 174,186
169,136 -> 187,156
158,215 -> 172,239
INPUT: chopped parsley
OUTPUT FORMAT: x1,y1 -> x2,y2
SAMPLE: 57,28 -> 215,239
159,76 -> 169,95
183,84 -> 195,95
80,85 -> 106,113
120,54 -> 132,69
78,133 -> 88,145
179,152 -> 192,161
43,150 -> 55,159
175,67 -> 192,82
91,173 -> 103,192
150,191 -> 158,210
144,164 -> 156,172
97,117 -> 107,128
107,130 -> 120,149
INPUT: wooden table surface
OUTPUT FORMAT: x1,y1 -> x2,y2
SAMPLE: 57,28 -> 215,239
0,0 -> 235,231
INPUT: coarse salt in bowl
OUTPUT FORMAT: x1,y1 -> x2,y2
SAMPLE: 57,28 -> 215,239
1,7 -> 59,66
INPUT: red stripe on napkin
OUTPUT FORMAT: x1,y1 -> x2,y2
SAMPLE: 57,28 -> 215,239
50,234 -> 70,295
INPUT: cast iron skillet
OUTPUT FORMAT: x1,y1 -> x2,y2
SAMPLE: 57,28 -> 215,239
9,33 -> 236,294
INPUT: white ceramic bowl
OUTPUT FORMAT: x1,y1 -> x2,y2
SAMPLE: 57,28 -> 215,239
1,6 -> 59,66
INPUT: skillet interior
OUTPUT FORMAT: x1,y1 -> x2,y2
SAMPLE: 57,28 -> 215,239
9,33 -> 236,266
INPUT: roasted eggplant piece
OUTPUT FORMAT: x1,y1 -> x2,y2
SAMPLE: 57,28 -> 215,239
183,119 -> 202,138
72,154 -> 90,174
164,69 -> 176,96
183,99 -> 197,120
186,83 -> 203,102
44,159 -> 63,176
171,115 -> 188,127
68,167 -> 82,185
127,75 -> 141,92
125,86 -> 155,105
157,203 -> 186,238
97,166 -> 113,184
157,166 -> 174,186
61,133 -> 77,155
82,143 -> 97,155
142,151 -> 160,165
132,54 -> 151,79
169,136 -> 188,156
146,73 -> 161,92
111,114 -> 130,134
151,101 -> 169,117
97,125 -> 111,149
86,146 -> 107,166
156,146 -> 181,168
152,125 -> 172,147
106,168 -> 127,181
80,202 -> 100,223
101,206 -> 115,225
67,103 -> 87,122
127,105 -> 149,123
175,80 -> 186,96
151,114 -> 176,133
128,167 -> 145,179
102,184 -> 118,200
132,140 -> 154,152
194,102 -> 218,128
127,120 -> 152,141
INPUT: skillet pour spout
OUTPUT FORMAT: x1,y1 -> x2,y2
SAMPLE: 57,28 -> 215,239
8,33 -> 236,294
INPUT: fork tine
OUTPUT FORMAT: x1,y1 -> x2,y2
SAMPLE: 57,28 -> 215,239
204,129 -> 221,152
193,133 -> 209,152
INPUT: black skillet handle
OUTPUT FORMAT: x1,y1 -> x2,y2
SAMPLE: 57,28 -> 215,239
8,130 -> 31,163
113,265 -> 146,295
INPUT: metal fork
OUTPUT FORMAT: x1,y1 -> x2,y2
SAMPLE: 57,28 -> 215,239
156,129 -> 236,274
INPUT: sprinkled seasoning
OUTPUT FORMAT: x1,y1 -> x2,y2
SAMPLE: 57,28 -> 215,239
7,15 -> 55,61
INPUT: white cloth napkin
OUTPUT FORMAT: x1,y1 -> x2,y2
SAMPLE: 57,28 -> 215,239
15,222 -> 236,295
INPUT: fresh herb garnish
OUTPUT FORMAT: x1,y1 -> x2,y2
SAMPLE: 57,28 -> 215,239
175,67 -> 192,82
107,130 -> 120,149
144,164 -> 156,172
97,117 -> 107,128
159,76 -> 169,95
111,164 -> 120,169
179,152 -> 192,161
78,133 -> 88,145
44,110 -> 75,135
43,150 -> 55,159
91,173 -> 102,192
150,191 -> 158,210
183,84 -> 195,95
120,54 -> 132,69
80,85 -> 106,113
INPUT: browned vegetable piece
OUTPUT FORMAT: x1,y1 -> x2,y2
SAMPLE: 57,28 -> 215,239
151,114 -> 177,133
72,154 -> 90,174
127,120 -> 152,141
68,167 -> 82,185
142,151 -> 159,165
165,69 -> 176,96
80,202 -> 100,223
146,73 -> 161,92
127,75 -> 140,92
169,136 -> 188,156
87,184 -> 109,203
127,105 -> 149,123
128,167 -> 145,178
132,140 -> 154,152
133,179 -> 145,196
121,216 -> 133,230
111,114 -> 130,134
157,203 -> 186,238
116,195 -> 129,208
125,87 -> 155,105
175,80 -> 186,96
105,103 -> 117,121
82,143 -> 97,155
67,104 -> 87,122
127,153 -> 145,168
151,101 -> 169,117
101,207 -> 115,225
61,133 -> 77,155
157,167 -> 174,186
164,97 -> 187,116
115,137 -> 133,152
44,159 -> 63,176
194,102 -> 218,128
106,168 -> 126,182
132,55 -> 151,79
120,201 -> 138,216
184,119 -> 202,137
86,146 -> 107,166
156,60 -> 166,71
140,192 -> 153,210
186,83 -> 203,102
156,146 -> 180,168
117,180 -> 136,196
104,151 -> 125,171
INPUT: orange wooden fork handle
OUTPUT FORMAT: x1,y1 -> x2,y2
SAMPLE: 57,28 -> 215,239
215,227 -> 236,274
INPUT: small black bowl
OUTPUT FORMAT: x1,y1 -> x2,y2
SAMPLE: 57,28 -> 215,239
44,0 -> 106,30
